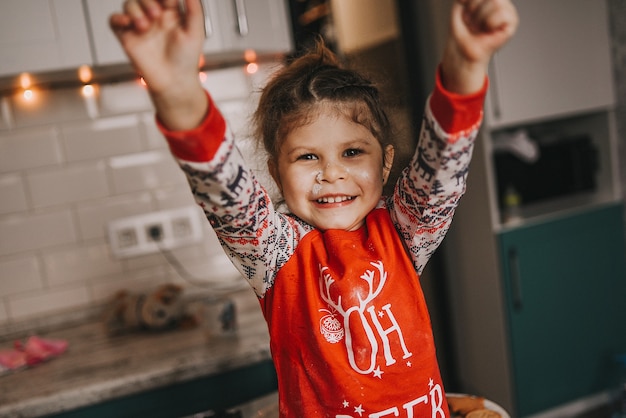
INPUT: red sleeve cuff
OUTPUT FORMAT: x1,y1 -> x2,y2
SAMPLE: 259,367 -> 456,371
430,66 -> 488,135
157,92 -> 226,162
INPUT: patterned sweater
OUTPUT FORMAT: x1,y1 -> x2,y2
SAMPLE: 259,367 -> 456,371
161,69 -> 486,417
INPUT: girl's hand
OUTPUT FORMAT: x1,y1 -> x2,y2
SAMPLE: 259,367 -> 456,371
441,0 -> 519,94
109,0 -> 208,130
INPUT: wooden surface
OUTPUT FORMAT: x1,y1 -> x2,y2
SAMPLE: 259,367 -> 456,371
0,290 -> 271,418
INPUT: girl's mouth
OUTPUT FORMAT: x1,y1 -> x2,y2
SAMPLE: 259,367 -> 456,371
315,195 -> 355,204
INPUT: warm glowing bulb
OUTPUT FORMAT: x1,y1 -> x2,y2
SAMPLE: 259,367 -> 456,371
19,73 -> 32,89
78,65 -> 93,83
81,84 -> 95,98
23,89 -> 34,101
246,62 -> 259,74
244,49 -> 257,63
82,84 -> 99,118
198,72 -> 207,83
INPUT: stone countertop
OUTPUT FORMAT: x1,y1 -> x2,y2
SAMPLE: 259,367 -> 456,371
0,289 -> 271,418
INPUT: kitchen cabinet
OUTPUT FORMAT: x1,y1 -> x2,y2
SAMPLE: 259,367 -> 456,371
437,0 -> 626,416
47,360 -> 278,418
84,0 -> 292,67
0,0 -> 292,80
84,0 -> 226,66
486,0 -> 615,128
445,135 -> 626,417
498,203 -> 626,417
0,0 -> 93,77
215,0 -> 293,54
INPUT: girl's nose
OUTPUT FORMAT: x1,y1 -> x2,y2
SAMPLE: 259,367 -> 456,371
319,161 -> 347,182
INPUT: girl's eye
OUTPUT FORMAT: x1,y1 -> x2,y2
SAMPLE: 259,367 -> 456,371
297,153 -> 317,161
343,148 -> 363,157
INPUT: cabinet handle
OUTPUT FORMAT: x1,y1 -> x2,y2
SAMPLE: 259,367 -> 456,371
508,247 -> 523,311
200,0 -> 214,38
488,58 -> 502,120
233,0 -> 249,36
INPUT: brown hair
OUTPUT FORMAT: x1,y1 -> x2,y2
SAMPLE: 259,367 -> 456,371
252,40 -> 392,163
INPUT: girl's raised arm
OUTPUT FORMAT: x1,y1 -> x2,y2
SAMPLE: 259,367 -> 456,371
109,0 -> 208,130
440,0 -> 518,94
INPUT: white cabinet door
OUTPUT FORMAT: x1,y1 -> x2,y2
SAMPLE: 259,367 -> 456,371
199,0 -> 226,55
84,0 -> 225,66
486,0 -> 615,128
0,0 -> 92,77
217,0 -> 292,53
84,0 -> 126,66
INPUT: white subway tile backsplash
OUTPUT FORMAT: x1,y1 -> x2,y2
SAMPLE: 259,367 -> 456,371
153,186 -> 197,210
172,249 -> 240,281
8,286 -> 90,321
0,210 -> 76,256
61,115 -> 143,162
42,242 -> 123,286
219,99 -> 254,140
123,251 -> 167,271
27,161 -> 109,208
0,301 -> 7,323
249,62 -> 282,91
0,63 -> 274,324
99,81 -> 152,116
202,67 -> 250,101
0,97 -> 14,130
0,174 -> 28,215
0,255 -> 44,296
108,150 -> 186,194
140,113 -> 168,150
0,126 -> 62,172
76,192 -> 153,240
91,266 -> 171,303
11,88 -> 90,128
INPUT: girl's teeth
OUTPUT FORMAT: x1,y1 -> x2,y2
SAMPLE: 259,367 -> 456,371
317,196 -> 352,203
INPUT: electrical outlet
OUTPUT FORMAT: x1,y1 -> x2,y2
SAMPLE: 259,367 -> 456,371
116,227 -> 138,249
107,206 -> 204,258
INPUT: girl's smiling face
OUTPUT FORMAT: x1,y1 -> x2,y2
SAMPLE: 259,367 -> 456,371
269,109 -> 394,231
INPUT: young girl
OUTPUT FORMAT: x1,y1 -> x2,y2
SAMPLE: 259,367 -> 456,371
110,0 -> 517,416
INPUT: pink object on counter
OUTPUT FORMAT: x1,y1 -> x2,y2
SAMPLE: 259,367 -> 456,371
0,349 -> 27,370
0,336 -> 68,371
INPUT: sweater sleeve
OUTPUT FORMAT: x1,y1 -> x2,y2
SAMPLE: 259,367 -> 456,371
157,92 -> 226,162
157,91 -> 312,298
429,66 -> 487,141
388,69 -> 487,274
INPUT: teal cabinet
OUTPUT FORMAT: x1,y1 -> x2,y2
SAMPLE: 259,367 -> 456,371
46,360 -> 278,418
498,203 -> 626,416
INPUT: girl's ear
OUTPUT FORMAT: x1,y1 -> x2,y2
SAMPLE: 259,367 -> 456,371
382,144 -> 395,185
268,160 -> 283,191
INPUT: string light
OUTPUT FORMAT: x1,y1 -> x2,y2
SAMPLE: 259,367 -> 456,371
246,62 -> 259,74
22,89 -> 34,101
19,73 -> 36,102
81,84 -> 95,97
244,49 -> 257,63
76,65 -> 99,118
78,65 -> 93,84
19,73 -> 32,89
5,50 -> 270,115
81,83 -> 99,119
243,49 -> 258,74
